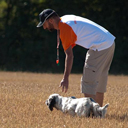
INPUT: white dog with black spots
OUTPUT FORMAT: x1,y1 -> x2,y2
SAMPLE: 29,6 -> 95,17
46,94 -> 109,118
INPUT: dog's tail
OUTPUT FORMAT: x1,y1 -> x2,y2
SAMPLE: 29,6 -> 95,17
97,103 -> 109,118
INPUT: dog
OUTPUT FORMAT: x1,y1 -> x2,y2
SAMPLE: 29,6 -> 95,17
45,93 -> 109,118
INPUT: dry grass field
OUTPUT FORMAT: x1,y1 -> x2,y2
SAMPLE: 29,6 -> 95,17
0,72 -> 128,128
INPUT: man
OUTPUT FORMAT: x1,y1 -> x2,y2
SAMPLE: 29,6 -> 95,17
37,9 -> 115,106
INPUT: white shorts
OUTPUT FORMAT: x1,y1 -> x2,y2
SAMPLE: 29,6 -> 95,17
81,42 -> 115,95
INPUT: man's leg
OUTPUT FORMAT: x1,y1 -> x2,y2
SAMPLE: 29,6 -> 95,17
84,92 -> 104,107
95,43 -> 115,107
82,43 -> 115,107
81,50 -> 98,104
96,92 -> 104,107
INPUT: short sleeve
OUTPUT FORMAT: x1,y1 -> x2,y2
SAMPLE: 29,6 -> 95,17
59,21 -> 77,51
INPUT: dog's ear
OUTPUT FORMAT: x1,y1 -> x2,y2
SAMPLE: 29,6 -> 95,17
46,96 -> 56,111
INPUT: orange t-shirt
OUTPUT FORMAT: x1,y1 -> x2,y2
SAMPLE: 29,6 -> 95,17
59,21 -> 77,51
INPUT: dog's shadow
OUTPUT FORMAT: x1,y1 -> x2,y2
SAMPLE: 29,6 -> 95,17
106,113 -> 128,121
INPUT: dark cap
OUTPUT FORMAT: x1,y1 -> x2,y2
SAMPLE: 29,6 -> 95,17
37,9 -> 55,27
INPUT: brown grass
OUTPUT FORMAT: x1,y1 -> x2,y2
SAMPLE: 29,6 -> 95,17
0,72 -> 128,128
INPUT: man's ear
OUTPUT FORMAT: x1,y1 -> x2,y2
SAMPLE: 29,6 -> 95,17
48,18 -> 53,24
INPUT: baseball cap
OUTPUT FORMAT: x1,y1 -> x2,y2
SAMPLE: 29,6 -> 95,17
37,9 -> 55,27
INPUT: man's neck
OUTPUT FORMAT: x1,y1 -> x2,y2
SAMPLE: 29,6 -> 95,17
54,17 -> 60,30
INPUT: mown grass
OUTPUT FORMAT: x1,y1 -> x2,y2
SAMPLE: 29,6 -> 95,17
0,72 -> 128,128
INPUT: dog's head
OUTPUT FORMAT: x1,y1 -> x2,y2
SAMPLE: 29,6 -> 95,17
45,94 -> 60,111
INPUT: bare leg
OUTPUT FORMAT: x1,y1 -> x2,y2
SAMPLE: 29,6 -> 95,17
96,92 -> 104,107
84,93 -> 96,101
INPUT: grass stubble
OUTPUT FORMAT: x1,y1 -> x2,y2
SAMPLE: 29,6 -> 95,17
0,72 -> 128,128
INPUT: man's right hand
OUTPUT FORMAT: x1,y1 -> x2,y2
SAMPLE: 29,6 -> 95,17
59,78 -> 69,93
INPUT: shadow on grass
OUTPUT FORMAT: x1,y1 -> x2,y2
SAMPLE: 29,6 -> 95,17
107,114 -> 128,121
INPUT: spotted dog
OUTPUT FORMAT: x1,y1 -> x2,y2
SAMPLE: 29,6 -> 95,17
46,94 -> 109,118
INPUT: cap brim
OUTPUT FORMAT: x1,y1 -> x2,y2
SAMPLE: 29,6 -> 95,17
37,22 -> 43,27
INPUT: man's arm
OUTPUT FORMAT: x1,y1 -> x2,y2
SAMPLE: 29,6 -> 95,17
59,46 -> 73,93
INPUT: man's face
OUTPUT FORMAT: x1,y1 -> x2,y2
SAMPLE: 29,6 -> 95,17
43,20 -> 55,32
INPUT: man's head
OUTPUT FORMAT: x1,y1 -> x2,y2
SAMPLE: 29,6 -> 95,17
37,9 -> 59,32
